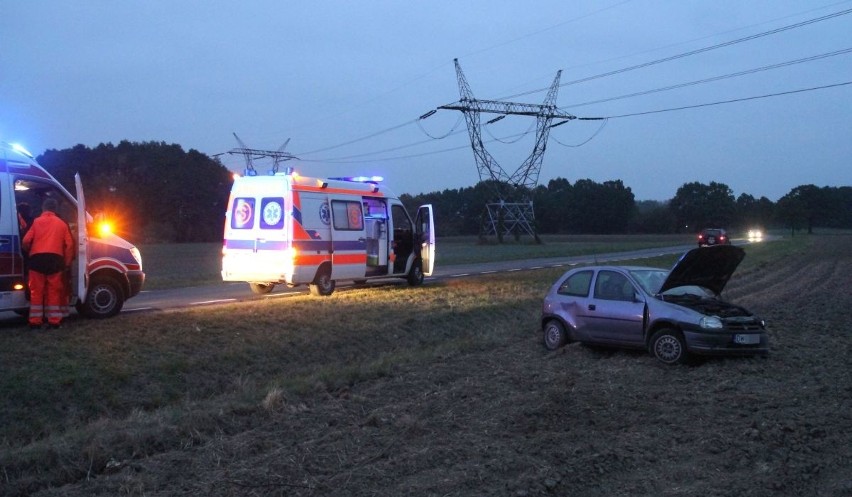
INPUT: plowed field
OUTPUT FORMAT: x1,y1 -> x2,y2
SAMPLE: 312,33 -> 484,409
17,235 -> 852,496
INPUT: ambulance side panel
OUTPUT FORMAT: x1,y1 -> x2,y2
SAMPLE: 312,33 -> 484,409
291,191 -> 332,285
326,194 -> 367,281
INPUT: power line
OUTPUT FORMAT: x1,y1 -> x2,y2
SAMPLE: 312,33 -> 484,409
299,81 -> 851,164
602,81 -> 852,119
563,47 -> 852,109
294,118 -> 420,156
500,7 -> 852,100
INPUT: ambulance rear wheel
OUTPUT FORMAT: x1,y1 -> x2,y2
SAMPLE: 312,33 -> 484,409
309,269 -> 335,296
407,259 -> 424,286
78,276 -> 124,318
249,282 -> 275,295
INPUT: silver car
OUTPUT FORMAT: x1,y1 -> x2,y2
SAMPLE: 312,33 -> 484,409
541,245 -> 768,364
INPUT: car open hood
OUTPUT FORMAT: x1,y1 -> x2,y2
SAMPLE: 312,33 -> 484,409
659,245 -> 745,296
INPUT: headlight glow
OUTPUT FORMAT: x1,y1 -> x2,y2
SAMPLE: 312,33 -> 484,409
700,316 -> 724,329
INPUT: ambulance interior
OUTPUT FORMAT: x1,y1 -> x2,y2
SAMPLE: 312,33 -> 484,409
362,197 -> 415,276
14,178 -> 78,239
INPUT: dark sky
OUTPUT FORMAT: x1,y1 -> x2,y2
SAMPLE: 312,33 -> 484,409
2,1 -> 850,200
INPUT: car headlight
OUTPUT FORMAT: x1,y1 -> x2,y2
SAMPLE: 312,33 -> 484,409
700,316 -> 723,329
130,247 -> 143,268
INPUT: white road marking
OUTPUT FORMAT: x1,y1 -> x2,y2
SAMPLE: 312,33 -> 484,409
190,299 -> 236,305
124,307 -> 153,312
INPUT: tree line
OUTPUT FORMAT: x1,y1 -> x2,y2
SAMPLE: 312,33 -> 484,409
402,179 -> 852,237
36,141 -> 850,243
38,141 -> 232,243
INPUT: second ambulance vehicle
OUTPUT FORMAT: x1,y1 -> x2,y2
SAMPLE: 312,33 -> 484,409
222,172 -> 435,296
1,141 -> 145,318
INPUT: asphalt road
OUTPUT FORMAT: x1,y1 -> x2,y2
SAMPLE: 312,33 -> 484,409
123,242 -> 700,313
2,238 -> 766,327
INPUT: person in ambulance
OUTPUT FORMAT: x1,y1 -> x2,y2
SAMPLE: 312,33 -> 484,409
22,198 -> 74,329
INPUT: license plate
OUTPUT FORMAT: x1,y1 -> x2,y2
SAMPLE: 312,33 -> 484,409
734,334 -> 760,345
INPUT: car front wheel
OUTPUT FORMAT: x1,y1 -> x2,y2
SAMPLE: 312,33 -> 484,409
78,277 -> 125,318
650,328 -> 688,365
543,320 -> 568,350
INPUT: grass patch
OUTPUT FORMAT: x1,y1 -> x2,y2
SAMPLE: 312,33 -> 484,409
139,234 -> 696,289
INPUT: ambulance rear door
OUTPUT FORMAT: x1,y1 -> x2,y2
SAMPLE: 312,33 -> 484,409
74,173 -> 89,304
415,204 -> 435,276
328,196 -> 367,281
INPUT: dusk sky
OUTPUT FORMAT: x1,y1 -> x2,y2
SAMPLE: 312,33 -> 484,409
2,1 -> 850,201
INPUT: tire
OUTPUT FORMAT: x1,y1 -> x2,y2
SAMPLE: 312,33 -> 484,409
650,328 -> 688,365
309,269 -> 335,296
543,320 -> 568,350
249,282 -> 275,295
407,259 -> 424,286
79,277 -> 125,318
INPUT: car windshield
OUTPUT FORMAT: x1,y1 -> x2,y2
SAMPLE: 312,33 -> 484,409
628,269 -> 668,295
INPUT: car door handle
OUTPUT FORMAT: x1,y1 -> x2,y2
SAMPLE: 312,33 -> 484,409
588,304 -> 596,311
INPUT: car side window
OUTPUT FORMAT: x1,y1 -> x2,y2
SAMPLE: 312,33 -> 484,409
594,271 -> 635,301
557,270 -> 592,297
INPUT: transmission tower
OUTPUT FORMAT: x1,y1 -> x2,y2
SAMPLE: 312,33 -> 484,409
438,59 -> 576,242
230,133 -> 297,175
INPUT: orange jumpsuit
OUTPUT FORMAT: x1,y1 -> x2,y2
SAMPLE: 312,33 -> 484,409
22,211 -> 74,326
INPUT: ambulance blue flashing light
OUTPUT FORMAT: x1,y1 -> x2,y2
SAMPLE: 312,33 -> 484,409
244,168 -> 258,177
332,175 -> 384,184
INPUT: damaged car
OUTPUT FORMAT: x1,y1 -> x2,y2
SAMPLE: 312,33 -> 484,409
541,245 -> 768,364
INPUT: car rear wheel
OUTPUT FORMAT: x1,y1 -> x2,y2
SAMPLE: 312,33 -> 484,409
650,328 -> 688,365
543,320 -> 568,350
309,268 -> 335,296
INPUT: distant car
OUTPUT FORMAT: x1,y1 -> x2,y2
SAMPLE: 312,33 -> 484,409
747,228 -> 764,242
540,245 -> 768,365
697,228 -> 730,247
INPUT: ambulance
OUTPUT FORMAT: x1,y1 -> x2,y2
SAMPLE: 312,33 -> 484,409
221,171 -> 435,296
0,141 -> 145,318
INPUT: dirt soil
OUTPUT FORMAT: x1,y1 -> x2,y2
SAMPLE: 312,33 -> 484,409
39,235 -> 851,496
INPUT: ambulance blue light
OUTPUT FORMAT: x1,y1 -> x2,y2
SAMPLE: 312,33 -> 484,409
245,169 -> 257,177
335,175 -> 383,183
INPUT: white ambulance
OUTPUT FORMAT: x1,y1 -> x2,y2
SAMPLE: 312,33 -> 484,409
221,172 -> 435,296
0,141 -> 145,318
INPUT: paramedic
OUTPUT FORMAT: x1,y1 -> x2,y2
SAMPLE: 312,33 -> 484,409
22,198 -> 74,329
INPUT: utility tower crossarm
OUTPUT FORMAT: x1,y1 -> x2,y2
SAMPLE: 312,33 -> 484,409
439,99 -> 576,120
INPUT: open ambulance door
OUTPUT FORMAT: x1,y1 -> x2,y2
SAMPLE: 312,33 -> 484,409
415,204 -> 435,276
74,173 -> 89,304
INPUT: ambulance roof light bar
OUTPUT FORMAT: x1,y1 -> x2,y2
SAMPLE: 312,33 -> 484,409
330,176 -> 384,184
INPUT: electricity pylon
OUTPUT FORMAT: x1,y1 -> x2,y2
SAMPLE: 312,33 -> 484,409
230,133 -> 297,175
438,59 -> 576,242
